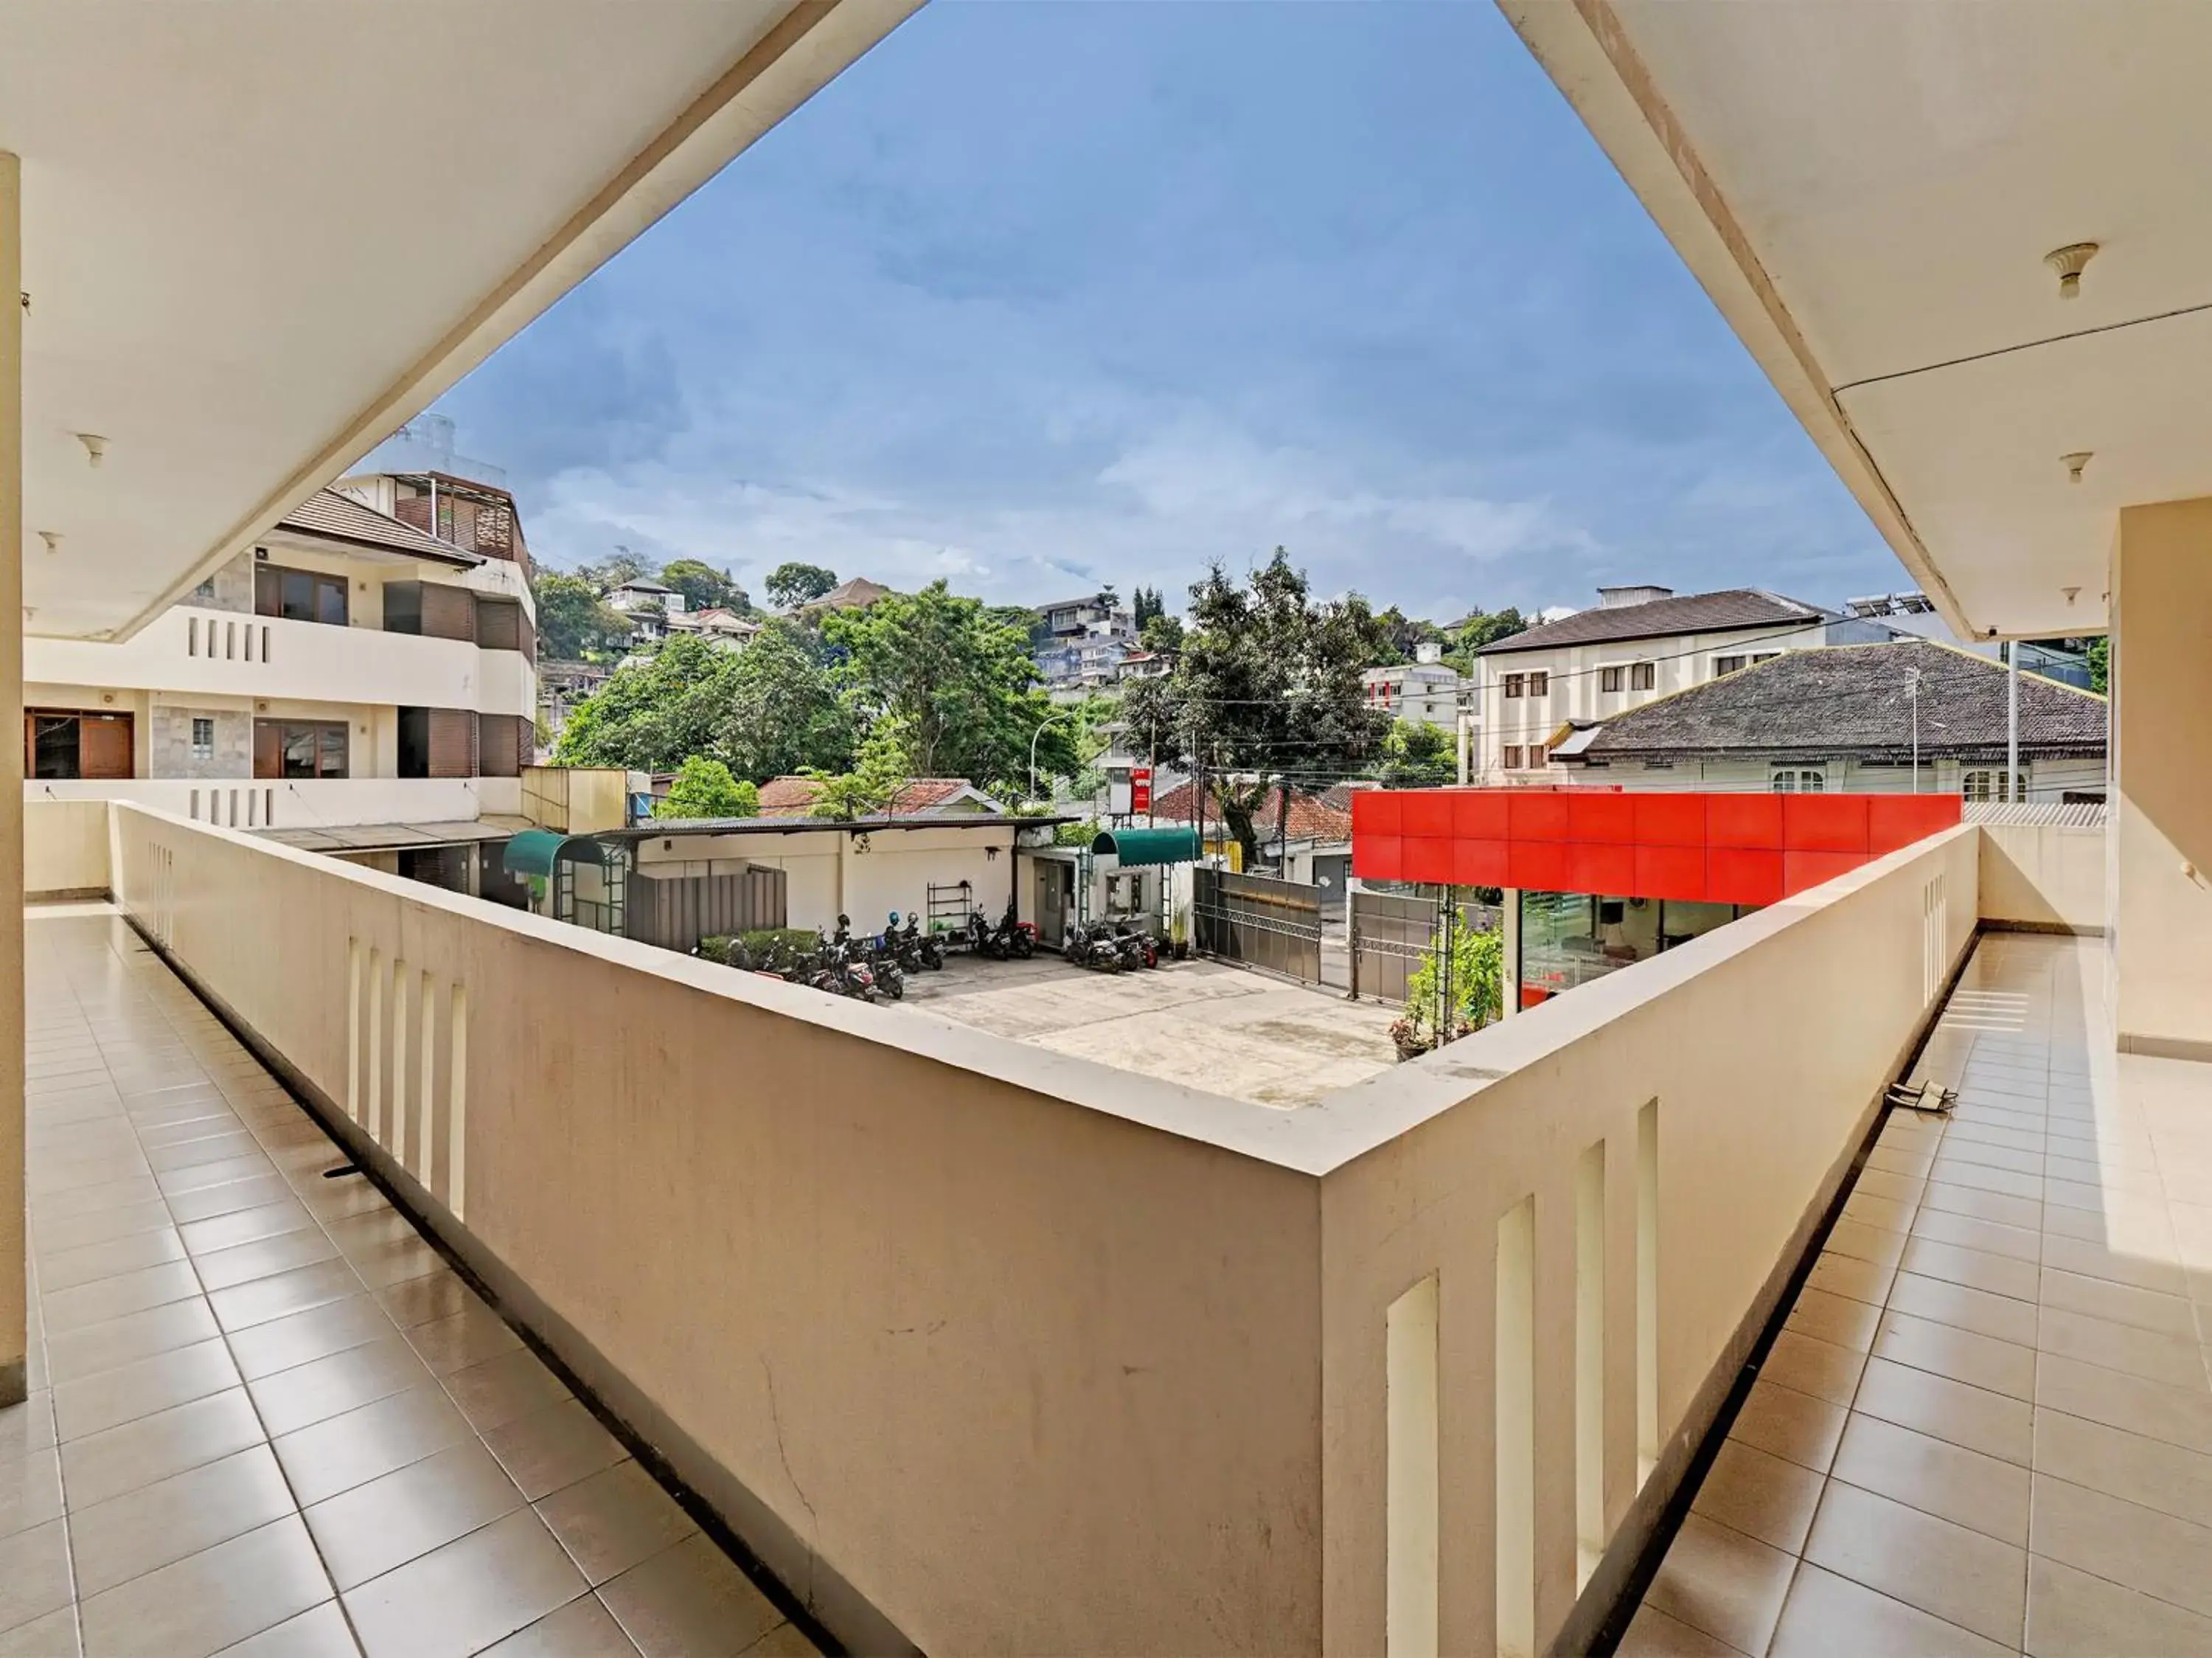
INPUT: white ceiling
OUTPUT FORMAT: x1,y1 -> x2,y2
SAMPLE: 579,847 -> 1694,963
4,0 -> 918,639
1500,0 -> 2212,639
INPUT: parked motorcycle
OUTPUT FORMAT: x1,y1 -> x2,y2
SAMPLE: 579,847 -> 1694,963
1111,920 -> 1158,970
899,912 -> 945,971
1062,920 -> 1124,973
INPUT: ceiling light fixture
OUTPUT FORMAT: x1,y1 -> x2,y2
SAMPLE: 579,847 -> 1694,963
2062,586 -> 2081,607
35,530 -> 60,554
2062,451 -> 2093,483
2045,243 -> 2099,299
76,432 -> 108,468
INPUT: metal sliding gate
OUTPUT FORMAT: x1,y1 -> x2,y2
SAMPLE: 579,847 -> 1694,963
1193,866 -> 1324,986
1347,888 -> 1439,1005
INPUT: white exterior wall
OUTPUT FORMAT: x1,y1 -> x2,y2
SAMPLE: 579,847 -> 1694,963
1565,755 -> 2107,799
631,824 -> 1021,936
1475,622 -> 1835,781
1361,665 -> 1461,727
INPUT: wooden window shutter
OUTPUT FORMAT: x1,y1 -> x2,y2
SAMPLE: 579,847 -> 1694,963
426,708 -> 476,778
474,714 -> 524,778
474,597 -> 521,652
420,584 -> 478,643
252,720 -> 282,780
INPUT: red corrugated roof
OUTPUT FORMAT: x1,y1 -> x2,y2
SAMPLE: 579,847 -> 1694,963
755,776 -> 984,817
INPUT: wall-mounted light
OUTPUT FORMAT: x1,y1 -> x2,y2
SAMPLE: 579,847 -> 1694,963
2045,243 -> 2099,299
76,432 -> 108,468
2062,451 -> 2093,484
35,530 -> 60,555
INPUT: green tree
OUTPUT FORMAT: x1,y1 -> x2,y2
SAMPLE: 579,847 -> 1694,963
575,547 -> 652,589
653,757 -> 759,819
1132,586 -> 1164,627
1123,549 -> 1391,869
532,570 -> 631,661
660,559 -> 749,614
766,562 -> 838,610
804,715 -> 914,821
2087,636 -> 2109,694
1407,921 -> 1503,1039
719,620 -> 854,782
822,580 -> 1079,794
1138,611 -> 1184,654
1379,719 -> 1458,787
552,634 -> 738,772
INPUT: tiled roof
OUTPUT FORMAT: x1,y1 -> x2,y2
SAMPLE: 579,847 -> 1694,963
277,489 -> 476,566
1150,781 -> 1354,845
1477,589 -> 1829,654
1579,639 -> 2108,761
755,776 -> 992,816
803,577 -> 894,612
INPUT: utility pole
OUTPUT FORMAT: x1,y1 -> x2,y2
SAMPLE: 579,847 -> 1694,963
1456,708 -> 1473,786
2006,640 -> 2020,802
1908,667 -> 1921,791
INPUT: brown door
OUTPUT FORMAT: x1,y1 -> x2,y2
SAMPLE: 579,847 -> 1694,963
253,721 -> 282,780
74,713 -> 133,780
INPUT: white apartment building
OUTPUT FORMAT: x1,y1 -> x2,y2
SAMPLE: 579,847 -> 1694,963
1472,585 -> 1888,780
25,472 -> 538,838
1361,639 -> 1463,727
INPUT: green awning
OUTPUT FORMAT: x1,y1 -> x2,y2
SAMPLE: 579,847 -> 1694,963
1090,825 -> 1200,867
501,828 -> 605,878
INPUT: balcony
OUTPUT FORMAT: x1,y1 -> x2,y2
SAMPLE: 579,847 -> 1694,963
27,777 -> 516,838
23,798 -> 2146,1653
25,608 -> 534,719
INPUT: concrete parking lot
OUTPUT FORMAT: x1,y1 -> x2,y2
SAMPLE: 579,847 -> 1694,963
900,951 -> 1399,1109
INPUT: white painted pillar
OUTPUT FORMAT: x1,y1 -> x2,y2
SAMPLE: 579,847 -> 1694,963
1,151 -> 26,1406
1500,885 -> 1521,1021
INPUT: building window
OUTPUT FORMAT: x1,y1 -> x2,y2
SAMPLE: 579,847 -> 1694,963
1503,673 -> 1526,699
1962,769 -> 2026,803
1715,654 -> 1747,676
192,577 -> 217,602
1528,671 -> 1549,696
1632,662 -> 1655,691
254,719 -> 349,780
1502,744 -> 1524,770
1771,768 -> 1826,794
190,718 -> 215,761
254,564 -> 349,627
1752,652 -> 1781,665
25,710 -> 133,781
1599,666 -> 1624,693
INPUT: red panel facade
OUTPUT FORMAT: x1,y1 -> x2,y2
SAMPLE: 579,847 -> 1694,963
1349,788 -> 1964,904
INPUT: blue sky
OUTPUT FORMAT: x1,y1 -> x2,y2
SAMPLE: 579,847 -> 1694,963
434,1 -> 1905,620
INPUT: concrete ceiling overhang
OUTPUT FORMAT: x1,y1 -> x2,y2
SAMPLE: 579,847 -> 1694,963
4,0 -> 919,641
1499,0 -> 2212,640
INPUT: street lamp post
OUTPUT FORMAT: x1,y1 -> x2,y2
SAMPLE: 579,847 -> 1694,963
1029,707 -> 1077,800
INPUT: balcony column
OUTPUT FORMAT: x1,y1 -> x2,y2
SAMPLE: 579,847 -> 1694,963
1,150 -> 26,1406
2110,499 -> 2212,1058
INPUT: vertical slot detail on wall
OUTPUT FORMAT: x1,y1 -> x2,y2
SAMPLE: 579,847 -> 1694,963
187,617 -> 198,657
189,790 -> 200,822
1636,1099 -> 1660,1485
1575,1142 -> 1607,1589
243,625 -> 254,662
1385,1274 -> 1439,1658
366,948 -> 385,1145
264,788 -> 274,826
226,620 -> 236,660
389,960 -> 410,1170
345,938 -> 362,1123
261,624 -> 271,663
1496,1196 -> 1536,1658
416,968 -> 439,1191
447,983 -> 469,1222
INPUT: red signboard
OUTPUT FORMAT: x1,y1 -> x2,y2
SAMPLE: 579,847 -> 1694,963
1130,766 -> 1152,814
1351,788 -> 1961,906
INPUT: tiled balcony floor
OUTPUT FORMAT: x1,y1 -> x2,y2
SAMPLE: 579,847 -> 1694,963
4,905 -> 819,1658
1625,932 -> 2212,1658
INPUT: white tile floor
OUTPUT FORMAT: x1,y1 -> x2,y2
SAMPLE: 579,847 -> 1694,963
1624,932 -> 2212,1658
4,905 -> 820,1658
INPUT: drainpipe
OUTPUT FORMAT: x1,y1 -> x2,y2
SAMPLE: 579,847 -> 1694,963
1500,887 -> 1521,1021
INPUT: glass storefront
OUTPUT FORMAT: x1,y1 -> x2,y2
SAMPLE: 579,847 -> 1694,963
1517,890 -> 1748,1007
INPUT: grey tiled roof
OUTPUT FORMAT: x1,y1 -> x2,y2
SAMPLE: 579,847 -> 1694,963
278,489 -> 477,565
1478,589 -> 1829,654
1579,640 -> 2107,761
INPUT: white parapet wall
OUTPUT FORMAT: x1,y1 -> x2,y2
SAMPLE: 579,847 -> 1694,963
1978,817 -> 2106,934
26,799 -> 111,897
89,799 -> 1981,1657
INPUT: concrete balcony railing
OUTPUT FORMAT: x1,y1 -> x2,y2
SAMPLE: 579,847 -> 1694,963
25,776 -> 517,843
24,606 -> 534,718
30,799 -> 2054,1654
